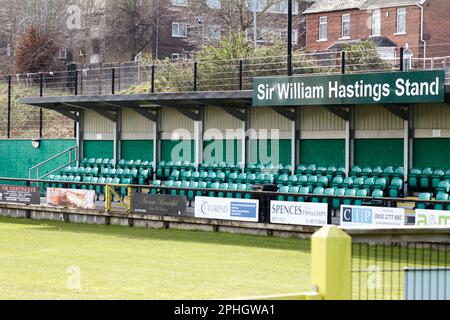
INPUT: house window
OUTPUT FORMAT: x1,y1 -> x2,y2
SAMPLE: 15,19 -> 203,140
342,14 -> 350,38
172,53 -> 181,60
397,8 -> 406,34
209,25 -> 221,40
172,0 -> 187,6
271,0 -> 299,14
318,16 -> 327,40
207,0 -> 221,9
59,48 -> 67,59
172,22 -> 187,37
372,9 -> 381,36
245,0 -> 264,12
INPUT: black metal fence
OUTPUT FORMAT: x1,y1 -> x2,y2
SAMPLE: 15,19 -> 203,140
352,242 -> 450,300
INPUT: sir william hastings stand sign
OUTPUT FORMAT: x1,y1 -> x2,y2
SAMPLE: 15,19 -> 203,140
253,70 -> 445,106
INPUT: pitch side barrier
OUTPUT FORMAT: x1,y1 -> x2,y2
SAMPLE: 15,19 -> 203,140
1,177 -> 449,225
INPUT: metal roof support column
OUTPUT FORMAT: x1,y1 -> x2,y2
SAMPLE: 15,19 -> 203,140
244,106 -> 251,172
114,108 -> 123,165
194,106 -> 205,169
405,106 -> 414,196
153,109 -> 162,179
345,105 -> 355,175
77,110 -> 84,166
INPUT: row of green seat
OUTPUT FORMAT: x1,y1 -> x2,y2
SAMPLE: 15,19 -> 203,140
60,167 -> 152,184
80,158 -> 153,170
409,168 -> 450,192
44,175 -> 134,198
149,180 -> 253,202
276,187 -> 386,210
417,192 -> 450,211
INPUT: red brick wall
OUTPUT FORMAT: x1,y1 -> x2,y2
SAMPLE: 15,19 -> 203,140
424,0 -> 450,58
305,6 -> 421,57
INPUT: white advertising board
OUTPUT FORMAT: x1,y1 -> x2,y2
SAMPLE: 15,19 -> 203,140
415,209 -> 450,227
340,205 -> 405,228
270,201 -> 328,227
195,197 -> 259,222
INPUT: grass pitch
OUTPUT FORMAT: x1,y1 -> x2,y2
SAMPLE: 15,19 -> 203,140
0,217 -> 311,300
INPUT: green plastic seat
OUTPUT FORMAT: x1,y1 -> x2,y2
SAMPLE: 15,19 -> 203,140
336,166 -> 346,177
227,183 -> 238,199
171,181 -> 182,196
306,176 -> 318,189
287,175 -> 298,186
58,175 -> 69,188
341,177 -> 353,189
408,168 -> 422,190
264,174 -> 275,184
235,184 -> 246,199
138,170 -> 150,185
382,166 -> 395,180
362,166 -> 373,178
181,170 -> 192,181
150,180 -> 162,195
107,168 -> 117,178
331,176 -> 343,188
343,189 -> 357,206
277,186 -> 290,201
100,167 -> 109,177
350,166 -> 362,178
90,167 -> 99,177
305,164 -> 317,176
215,172 -> 226,183
208,182 -> 221,198
420,168 -> 433,189
296,175 -> 308,186
87,158 -> 96,167
287,186 -> 300,202
217,183 -> 229,198
374,178 -> 388,191
81,176 -> 92,190
389,178 -> 403,198
332,188 -> 346,210
187,182 -> 199,202
432,169 -> 445,189
417,193 -> 432,210
354,189 -> 368,206
196,182 -> 207,198
434,192 -> 449,211
277,174 -> 289,185
297,187 -> 310,203
316,166 -> 327,176
96,177 -> 106,195
372,166 -> 383,178
179,181 -> 190,197
323,188 -> 335,203
372,189 -> 384,198
170,170 -> 180,181
120,177 -> 132,197
394,167 -> 404,179
95,158 -> 103,167
353,177 -> 365,189
325,166 -> 337,180
228,172 -> 238,183
71,176 -> 82,189
316,176 -> 329,188
312,187 -> 325,203
295,164 -> 307,175
436,180 -> 450,193
118,159 -> 127,168
164,180 -> 174,194
363,177 -> 375,191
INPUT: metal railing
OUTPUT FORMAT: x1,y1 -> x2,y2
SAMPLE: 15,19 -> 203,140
28,146 -> 78,180
352,242 -> 450,300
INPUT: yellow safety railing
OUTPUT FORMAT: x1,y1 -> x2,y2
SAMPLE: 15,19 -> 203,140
104,184 -> 135,213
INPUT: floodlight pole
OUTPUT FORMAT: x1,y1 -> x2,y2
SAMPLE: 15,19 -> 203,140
253,0 -> 258,49
288,0 -> 293,76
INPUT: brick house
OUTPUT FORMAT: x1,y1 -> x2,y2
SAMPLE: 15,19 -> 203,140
157,0 -> 312,60
304,0 -> 450,64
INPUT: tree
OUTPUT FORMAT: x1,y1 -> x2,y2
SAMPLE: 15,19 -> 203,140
343,40 -> 393,72
15,26 -> 61,73
104,0 -> 162,61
